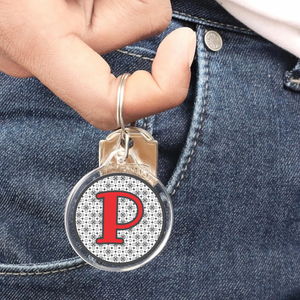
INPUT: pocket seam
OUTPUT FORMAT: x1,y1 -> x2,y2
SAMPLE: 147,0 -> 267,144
170,34 -> 210,196
116,49 -> 154,62
0,262 -> 87,276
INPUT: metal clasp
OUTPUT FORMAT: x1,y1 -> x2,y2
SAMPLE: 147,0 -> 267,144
99,126 -> 158,178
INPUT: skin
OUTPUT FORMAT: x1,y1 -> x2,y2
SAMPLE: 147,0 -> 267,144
0,0 -> 196,130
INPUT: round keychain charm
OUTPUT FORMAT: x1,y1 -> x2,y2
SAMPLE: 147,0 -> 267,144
65,74 -> 173,272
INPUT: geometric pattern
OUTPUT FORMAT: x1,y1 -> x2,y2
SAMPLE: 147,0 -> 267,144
75,174 -> 164,264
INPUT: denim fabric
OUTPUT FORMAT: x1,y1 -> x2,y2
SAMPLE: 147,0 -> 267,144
0,0 -> 300,299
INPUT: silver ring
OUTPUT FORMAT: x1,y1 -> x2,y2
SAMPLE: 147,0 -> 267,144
116,73 -> 131,160
117,73 -> 130,132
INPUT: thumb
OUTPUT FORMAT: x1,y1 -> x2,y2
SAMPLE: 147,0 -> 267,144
23,27 -> 197,130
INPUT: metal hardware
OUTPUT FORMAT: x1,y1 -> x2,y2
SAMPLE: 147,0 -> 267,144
204,30 -> 223,52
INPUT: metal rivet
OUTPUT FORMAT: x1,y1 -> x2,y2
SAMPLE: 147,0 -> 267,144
204,30 -> 223,52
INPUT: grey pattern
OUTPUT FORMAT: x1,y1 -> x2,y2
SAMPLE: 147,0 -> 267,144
75,174 -> 164,264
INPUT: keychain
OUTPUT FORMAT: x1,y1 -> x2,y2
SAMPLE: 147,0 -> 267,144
65,74 -> 173,272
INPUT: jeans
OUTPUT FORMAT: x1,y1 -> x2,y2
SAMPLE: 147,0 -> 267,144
0,0 -> 299,299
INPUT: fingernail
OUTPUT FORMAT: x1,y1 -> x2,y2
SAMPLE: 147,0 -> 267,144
188,31 -> 197,67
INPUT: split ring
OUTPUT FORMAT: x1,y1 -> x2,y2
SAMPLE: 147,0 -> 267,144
116,73 -> 131,160
117,73 -> 130,132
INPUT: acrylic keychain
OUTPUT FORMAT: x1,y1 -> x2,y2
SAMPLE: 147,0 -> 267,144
65,73 -> 173,272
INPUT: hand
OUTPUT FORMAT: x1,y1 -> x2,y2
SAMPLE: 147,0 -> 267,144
0,0 -> 196,130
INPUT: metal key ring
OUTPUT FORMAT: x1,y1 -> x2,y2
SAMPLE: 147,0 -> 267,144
116,73 -> 131,160
117,73 -> 130,132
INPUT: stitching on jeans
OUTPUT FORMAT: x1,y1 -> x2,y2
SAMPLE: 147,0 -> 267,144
173,10 -> 252,32
117,50 -> 154,61
143,117 -> 148,130
171,47 -> 210,196
0,262 -> 87,276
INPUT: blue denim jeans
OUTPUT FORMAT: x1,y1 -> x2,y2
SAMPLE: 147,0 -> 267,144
1,0 -> 300,299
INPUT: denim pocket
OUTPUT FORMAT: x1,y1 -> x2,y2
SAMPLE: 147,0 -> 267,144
0,18 -> 197,275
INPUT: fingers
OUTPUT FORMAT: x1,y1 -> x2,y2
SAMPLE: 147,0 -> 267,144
83,0 -> 172,54
0,0 -> 173,81
120,27 -> 197,123
19,27 -> 196,130
0,1 -> 196,130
